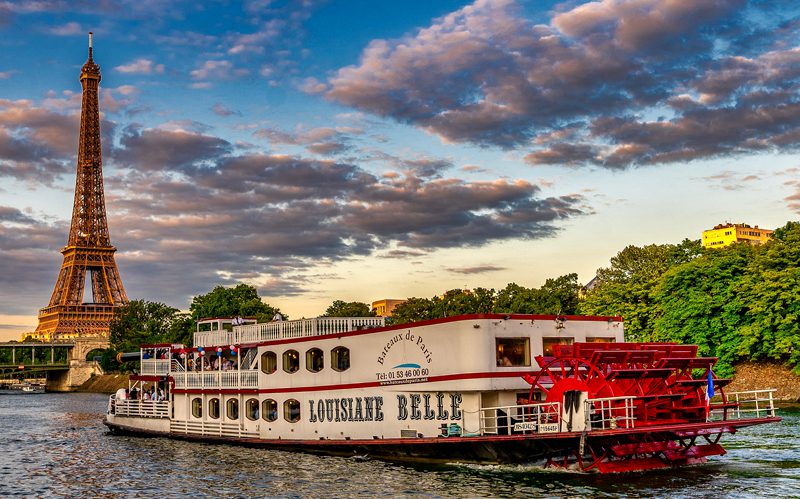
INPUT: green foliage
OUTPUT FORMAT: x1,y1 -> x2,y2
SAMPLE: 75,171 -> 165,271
109,300 -> 184,353
495,275 -> 580,314
389,275 -> 581,325
98,348 -> 120,372
580,240 -> 702,341
389,297 -> 438,325
654,244 -> 754,376
582,223 -> 800,374
189,284 -> 283,323
323,300 -> 376,317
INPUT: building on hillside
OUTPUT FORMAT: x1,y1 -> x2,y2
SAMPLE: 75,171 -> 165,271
702,223 -> 774,249
371,299 -> 406,317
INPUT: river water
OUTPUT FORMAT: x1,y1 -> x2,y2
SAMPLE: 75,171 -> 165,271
0,393 -> 797,498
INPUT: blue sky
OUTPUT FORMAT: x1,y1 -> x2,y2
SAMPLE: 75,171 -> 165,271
0,0 -> 798,339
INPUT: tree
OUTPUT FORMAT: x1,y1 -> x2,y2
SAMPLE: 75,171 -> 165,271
433,288 -> 495,317
580,240 -> 701,341
654,244 -> 754,376
323,300 -> 375,317
109,299 -> 182,353
734,221 -> 800,371
389,297 -> 437,325
189,284 -> 282,323
494,275 -> 579,315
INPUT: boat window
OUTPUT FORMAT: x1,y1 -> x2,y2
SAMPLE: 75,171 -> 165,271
261,351 -> 277,374
262,399 -> 278,422
283,350 -> 299,373
542,337 -> 574,356
306,348 -> 324,373
209,398 -> 220,419
245,398 -> 259,421
226,398 -> 239,420
284,399 -> 301,423
586,337 -> 615,343
496,338 -> 531,367
331,346 -> 350,372
191,397 -> 203,418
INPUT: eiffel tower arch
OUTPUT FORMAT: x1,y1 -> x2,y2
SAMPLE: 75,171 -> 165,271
34,33 -> 128,342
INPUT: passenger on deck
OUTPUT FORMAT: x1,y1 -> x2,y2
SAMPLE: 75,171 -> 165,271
272,312 -> 283,322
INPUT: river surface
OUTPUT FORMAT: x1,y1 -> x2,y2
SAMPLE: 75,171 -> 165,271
0,393 -> 797,498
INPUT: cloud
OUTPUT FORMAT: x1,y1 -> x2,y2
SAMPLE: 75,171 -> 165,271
325,0 -> 800,168
211,103 -> 241,117
447,265 -> 506,274
786,180 -> 800,214
99,133 -> 584,307
47,21 -> 82,35
190,60 -> 249,82
254,126 -> 358,156
115,58 -> 165,74
112,124 -> 233,172
0,206 -> 65,315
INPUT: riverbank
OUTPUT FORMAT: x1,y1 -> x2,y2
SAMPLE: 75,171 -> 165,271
727,361 -> 800,402
76,373 -> 128,394
75,361 -> 800,400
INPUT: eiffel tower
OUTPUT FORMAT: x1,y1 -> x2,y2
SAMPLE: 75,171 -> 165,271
34,33 -> 128,341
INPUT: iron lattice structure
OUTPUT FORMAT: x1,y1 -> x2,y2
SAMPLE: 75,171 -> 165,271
35,34 -> 128,341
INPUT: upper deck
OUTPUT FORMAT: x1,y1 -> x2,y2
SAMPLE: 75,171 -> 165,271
194,316 -> 386,347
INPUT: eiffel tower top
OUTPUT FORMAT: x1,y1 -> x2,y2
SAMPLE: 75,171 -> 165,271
68,31 -> 111,248
81,32 -> 100,81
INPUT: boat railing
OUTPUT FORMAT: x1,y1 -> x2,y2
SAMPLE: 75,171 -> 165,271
193,317 -> 385,347
170,419 -> 259,439
113,399 -> 169,418
709,389 -> 777,421
140,359 -> 170,375
586,395 -> 637,430
479,402 -> 562,435
172,370 -> 259,389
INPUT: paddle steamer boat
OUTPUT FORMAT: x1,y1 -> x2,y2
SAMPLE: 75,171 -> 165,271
104,313 -> 780,472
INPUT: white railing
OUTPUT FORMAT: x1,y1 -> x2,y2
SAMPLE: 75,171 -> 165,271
480,402 -> 562,435
140,359 -> 170,375
586,396 -> 636,430
170,420 -> 259,439
709,389 -> 777,420
172,370 -> 259,389
194,317 -> 385,347
113,399 -> 169,418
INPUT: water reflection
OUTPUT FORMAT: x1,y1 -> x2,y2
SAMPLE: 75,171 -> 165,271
0,394 -> 797,498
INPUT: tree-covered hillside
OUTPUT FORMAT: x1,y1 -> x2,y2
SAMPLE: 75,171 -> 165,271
581,221 -> 800,376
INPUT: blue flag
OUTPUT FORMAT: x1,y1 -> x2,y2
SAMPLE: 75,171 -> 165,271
706,368 -> 715,405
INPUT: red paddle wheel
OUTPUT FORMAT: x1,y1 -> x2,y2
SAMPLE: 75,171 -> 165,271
525,342 -> 735,472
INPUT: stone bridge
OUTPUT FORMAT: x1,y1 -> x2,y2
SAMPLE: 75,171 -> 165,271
0,337 -> 107,391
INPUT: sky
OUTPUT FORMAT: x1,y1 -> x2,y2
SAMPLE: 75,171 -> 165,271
0,0 -> 798,341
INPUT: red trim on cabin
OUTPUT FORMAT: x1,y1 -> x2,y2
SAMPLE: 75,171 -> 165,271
226,313 -> 623,349
172,369 -> 535,395
130,375 -> 164,382
140,343 -> 175,348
